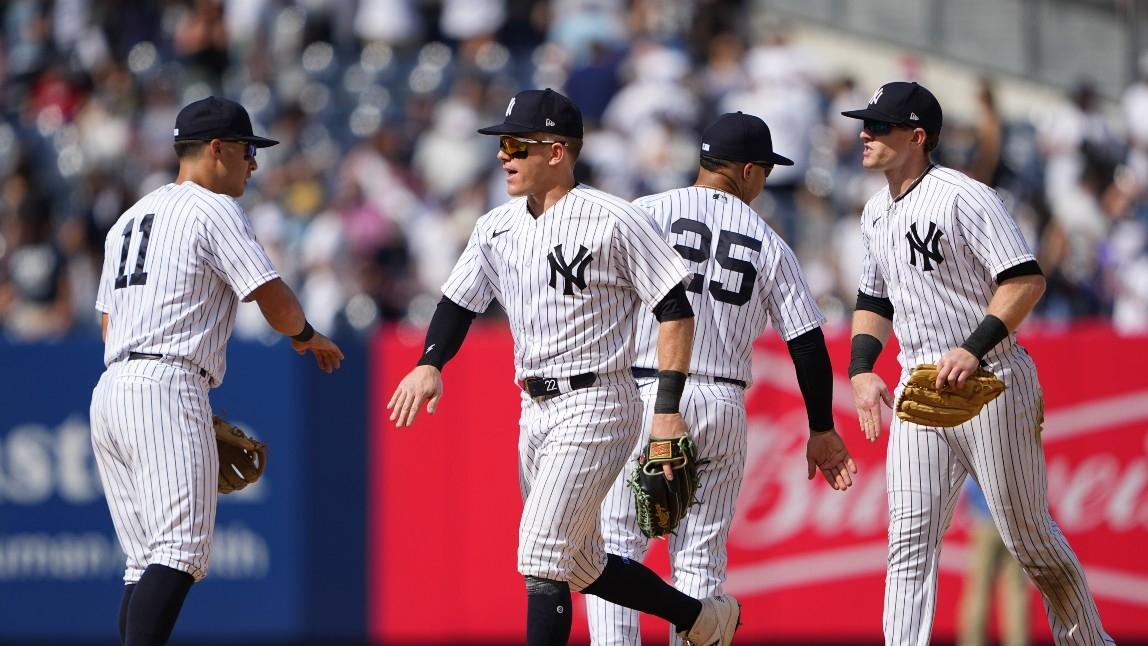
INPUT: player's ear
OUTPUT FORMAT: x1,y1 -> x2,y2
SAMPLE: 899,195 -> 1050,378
548,141 -> 566,166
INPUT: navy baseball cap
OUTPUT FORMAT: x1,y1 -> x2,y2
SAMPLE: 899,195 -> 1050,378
477,88 -> 584,139
841,81 -> 943,135
700,112 -> 793,166
173,96 -> 279,147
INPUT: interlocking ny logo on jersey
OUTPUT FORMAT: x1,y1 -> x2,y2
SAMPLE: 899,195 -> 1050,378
905,222 -> 945,271
547,244 -> 593,295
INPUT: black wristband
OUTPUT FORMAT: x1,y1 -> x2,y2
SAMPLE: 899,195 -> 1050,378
848,334 -> 883,378
291,321 -> 315,343
653,370 -> 687,414
960,314 -> 1009,360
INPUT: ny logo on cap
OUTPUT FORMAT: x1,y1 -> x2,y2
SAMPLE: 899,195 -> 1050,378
505,97 -> 516,117
869,87 -> 884,106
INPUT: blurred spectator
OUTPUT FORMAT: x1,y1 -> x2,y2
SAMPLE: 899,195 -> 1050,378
967,79 -> 1004,186
173,0 -> 230,91
1122,52 -> 1148,216
0,190 -> 72,340
0,1 -> 1144,339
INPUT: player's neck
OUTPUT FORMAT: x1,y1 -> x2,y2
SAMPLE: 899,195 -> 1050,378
525,179 -> 576,218
693,170 -> 748,205
884,157 -> 934,201
176,161 -> 224,195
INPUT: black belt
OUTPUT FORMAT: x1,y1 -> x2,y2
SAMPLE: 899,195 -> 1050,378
520,372 -> 597,400
128,351 -> 210,380
630,367 -> 746,388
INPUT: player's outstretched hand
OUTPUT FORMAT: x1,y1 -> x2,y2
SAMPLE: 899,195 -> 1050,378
934,347 -> 981,390
649,413 -> 689,480
387,365 -> 443,427
806,429 -> 858,491
291,333 -> 344,373
851,372 -> 893,442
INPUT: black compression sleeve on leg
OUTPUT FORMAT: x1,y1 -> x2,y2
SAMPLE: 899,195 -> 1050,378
848,334 -> 884,378
124,564 -> 194,646
416,297 -> 479,369
119,583 -> 136,645
582,554 -> 702,633
525,576 -> 572,646
786,328 -> 835,432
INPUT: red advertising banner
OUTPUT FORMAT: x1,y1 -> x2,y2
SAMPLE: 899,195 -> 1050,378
370,323 -> 1148,644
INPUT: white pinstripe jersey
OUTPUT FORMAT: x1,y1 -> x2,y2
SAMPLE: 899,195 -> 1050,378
441,184 -> 689,381
95,182 -> 280,382
631,186 -> 825,385
858,165 -> 1036,368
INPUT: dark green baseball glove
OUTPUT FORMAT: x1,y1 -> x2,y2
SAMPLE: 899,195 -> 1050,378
628,436 -> 702,539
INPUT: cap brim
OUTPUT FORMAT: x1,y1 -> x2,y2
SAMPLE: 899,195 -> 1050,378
476,121 -> 536,135
761,152 -> 794,166
840,108 -> 904,124
239,135 -> 279,148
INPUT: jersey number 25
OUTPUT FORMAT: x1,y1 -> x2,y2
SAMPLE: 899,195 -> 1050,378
671,218 -> 761,306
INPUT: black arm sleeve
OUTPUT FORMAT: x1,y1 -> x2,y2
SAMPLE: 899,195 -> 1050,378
416,296 -> 479,369
786,327 -> 835,433
652,283 -> 694,322
996,260 -> 1042,283
855,291 -> 894,320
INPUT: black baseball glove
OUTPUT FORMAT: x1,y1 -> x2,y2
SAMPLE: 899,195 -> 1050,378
628,436 -> 702,539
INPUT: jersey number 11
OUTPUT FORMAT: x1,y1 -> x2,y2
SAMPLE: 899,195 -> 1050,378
114,213 -> 155,289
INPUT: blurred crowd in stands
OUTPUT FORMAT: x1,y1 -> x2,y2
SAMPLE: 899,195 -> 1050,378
1,0 -> 1146,343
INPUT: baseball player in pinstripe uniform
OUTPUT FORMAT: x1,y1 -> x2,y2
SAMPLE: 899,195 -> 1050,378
387,89 -> 739,646
843,82 -> 1113,646
89,97 -> 343,645
586,112 -> 859,645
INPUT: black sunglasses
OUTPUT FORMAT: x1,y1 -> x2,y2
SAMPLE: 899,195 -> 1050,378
499,135 -> 566,159
220,139 -> 257,160
862,120 -> 911,136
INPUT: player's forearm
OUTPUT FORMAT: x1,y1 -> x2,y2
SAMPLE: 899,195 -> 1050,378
417,296 -> 477,369
250,278 -> 308,336
786,327 -> 835,433
986,274 -> 1045,331
851,309 -> 893,345
655,317 -> 693,374
849,309 -> 893,378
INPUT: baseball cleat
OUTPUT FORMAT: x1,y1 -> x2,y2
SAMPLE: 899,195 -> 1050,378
678,594 -> 740,645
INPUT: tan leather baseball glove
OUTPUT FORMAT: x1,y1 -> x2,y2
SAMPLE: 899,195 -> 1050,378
213,415 -> 267,494
896,364 -> 1006,427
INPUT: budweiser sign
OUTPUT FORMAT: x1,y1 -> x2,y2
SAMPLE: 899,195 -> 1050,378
370,325 -> 1148,644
